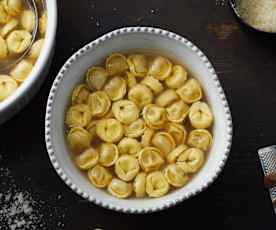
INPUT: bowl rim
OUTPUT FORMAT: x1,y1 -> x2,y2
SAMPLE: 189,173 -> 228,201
0,0 -> 58,114
45,26 -> 233,214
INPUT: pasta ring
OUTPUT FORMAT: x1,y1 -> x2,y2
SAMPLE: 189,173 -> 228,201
176,79 -> 202,103
187,129 -> 213,151
133,172 -> 146,198
138,147 -> 164,172
176,148 -> 204,173
104,76 -> 127,101
71,84 -> 90,105
0,74 -> 17,101
166,100 -> 190,123
155,89 -> 179,107
75,148 -> 99,170
148,56 -> 172,81
1,18 -> 18,38
115,155 -> 140,181
127,54 -> 148,77
146,171 -> 170,197
118,137 -> 142,157
189,101 -> 213,129
112,100 -> 139,124
88,165 -> 112,188
10,59 -> 33,82
96,118 -> 124,143
141,76 -> 164,95
88,91 -> 111,118
165,65 -> 187,89
128,84 -> 153,108
65,104 -> 92,128
67,127 -> 91,154
86,66 -> 108,90
166,144 -> 189,164
0,35 -> 8,59
165,122 -> 187,145
7,30 -> 32,54
108,178 -> 133,198
151,132 -> 176,157
106,53 -> 129,76
141,128 -> 155,147
164,164 -> 189,187
142,104 -> 166,130
99,143 -> 119,167
125,118 -> 146,138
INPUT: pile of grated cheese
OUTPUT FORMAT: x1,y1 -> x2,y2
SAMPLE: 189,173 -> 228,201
237,0 -> 276,32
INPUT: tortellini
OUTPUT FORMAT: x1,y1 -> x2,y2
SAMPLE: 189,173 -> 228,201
0,74 -> 17,101
133,172 -> 146,198
118,137 -> 141,157
88,165 -> 112,188
112,100 -> 139,124
128,84 -> 153,108
148,56 -> 172,81
104,76 -> 126,101
0,0 -> 46,103
189,101 -> 213,129
115,155 -> 140,181
75,148 -> 99,170
67,127 -> 91,153
138,147 -> 164,172
108,178 -> 133,198
155,89 -> 179,107
125,119 -> 146,138
65,53 -> 214,199
6,30 -> 32,54
187,129 -> 213,151
71,84 -> 90,105
165,65 -> 187,89
106,53 -> 128,76
96,119 -> 124,143
164,164 -> 189,187
151,132 -> 176,157
127,54 -> 148,77
166,100 -> 190,123
86,66 -> 108,90
39,12 -> 46,35
165,122 -> 187,145
142,104 -> 166,129
176,79 -> 202,103
176,148 -> 204,173
88,91 -> 111,118
65,104 -> 92,128
141,76 -> 164,95
146,171 -> 170,197
99,143 -> 119,167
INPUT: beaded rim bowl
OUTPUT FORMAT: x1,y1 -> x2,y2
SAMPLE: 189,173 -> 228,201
45,27 -> 233,214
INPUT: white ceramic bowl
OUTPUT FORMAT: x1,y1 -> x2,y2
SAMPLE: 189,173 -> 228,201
0,0 -> 57,124
45,27 -> 233,214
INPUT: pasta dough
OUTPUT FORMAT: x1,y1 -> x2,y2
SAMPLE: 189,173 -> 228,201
146,171 -> 170,197
96,119 -> 124,143
189,101 -> 213,129
115,155 -> 140,181
112,100 -> 139,124
65,52 -> 214,199
187,129 -> 213,151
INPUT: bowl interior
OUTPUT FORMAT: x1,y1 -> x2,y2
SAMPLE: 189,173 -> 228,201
49,29 -> 231,212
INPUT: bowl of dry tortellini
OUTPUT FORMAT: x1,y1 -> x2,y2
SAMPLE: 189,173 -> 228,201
45,27 -> 233,213
0,0 -> 57,124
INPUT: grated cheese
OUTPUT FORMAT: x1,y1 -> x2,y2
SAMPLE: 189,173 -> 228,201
237,0 -> 276,32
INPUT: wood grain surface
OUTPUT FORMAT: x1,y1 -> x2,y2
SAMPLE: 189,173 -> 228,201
1,0 -> 276,229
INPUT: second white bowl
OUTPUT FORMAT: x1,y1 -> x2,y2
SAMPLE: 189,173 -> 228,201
45,27 -> 232,213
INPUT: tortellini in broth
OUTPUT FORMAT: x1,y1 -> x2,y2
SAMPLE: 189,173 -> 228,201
65,52 -> 214,199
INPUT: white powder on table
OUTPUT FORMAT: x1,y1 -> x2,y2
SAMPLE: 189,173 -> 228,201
237,0 -> 276,32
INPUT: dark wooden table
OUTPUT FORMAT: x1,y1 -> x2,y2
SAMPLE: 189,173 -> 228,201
1,0 -> 276,229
